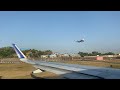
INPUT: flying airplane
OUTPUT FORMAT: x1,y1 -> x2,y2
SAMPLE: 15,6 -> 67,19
76,39 -> 84,43
12,44 -> 120,79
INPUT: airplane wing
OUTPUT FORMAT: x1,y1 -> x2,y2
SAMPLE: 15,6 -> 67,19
12,44 -> 120,79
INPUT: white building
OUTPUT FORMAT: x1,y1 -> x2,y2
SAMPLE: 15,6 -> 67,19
62,53 -> 70,57
41,55 -> 48,58
70,53 -> 80,57
49,54 -> 57,58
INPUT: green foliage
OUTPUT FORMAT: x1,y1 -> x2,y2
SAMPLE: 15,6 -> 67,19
78,52 -> 88,57
91,51 -> 102,56
0,46 -> 53,59
0,46 -> 115,59
103,52 -> 115,55
22,49 -> 53,58
78,51 -> 115,57
43,50 -> 53,55
0,47 -> 15,58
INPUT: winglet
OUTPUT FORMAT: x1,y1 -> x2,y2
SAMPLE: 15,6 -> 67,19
12,44 -> 27,60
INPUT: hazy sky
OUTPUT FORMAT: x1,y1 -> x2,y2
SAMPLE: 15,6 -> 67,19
0,11 -> 120,54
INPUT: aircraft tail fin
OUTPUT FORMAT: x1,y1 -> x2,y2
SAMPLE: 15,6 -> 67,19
12,44 -> 27,61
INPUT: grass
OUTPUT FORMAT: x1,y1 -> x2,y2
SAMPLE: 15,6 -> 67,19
1,58 -> 120,79
54,60 -> 120,69
0,63 -> 35,79
0,63 -> 62,79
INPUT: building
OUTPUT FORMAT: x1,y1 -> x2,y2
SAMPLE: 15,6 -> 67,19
49,54 -> 57,58
41,55 -> 48,58
70,53 -> 80,57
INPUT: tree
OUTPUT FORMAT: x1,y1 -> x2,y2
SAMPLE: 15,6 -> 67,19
103,52 -> 115,55
22,49 -> 53,58
43,50 -> 53,55
78,51 -> 102,56
78,52 -> 89,57
0,47 -> 15,58
0,46 -> 53,59
91,51 -> 101,56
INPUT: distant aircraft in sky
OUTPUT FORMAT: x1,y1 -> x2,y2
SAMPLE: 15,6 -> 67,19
76,38 -> 84,43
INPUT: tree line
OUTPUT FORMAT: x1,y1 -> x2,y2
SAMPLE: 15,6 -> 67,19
78,51 -> 115,57
0,47 -> 15,58
0,46 -> 117,59
0,46 -> 52,59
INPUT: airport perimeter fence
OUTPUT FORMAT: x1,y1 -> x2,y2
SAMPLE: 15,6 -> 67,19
0,58 -> 24,64
1,56 -> 120,64
37,56 -> 120,61
32,57 -> 94,61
